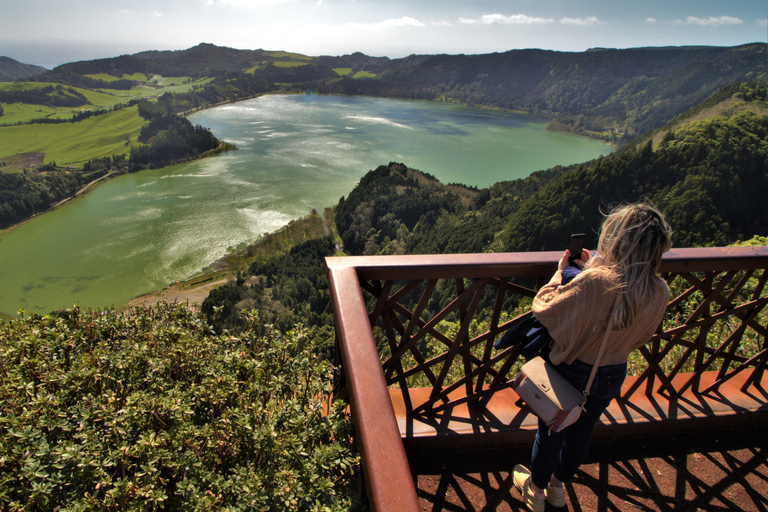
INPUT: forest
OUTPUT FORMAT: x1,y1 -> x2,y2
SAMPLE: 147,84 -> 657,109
201,82 -> 768,339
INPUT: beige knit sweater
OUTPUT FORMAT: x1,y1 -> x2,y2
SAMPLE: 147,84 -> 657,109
532,267 -> 669,366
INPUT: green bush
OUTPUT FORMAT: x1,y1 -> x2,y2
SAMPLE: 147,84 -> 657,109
0,303 -> 359,511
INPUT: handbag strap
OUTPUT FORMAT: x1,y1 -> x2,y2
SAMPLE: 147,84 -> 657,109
582,292 -> 622,401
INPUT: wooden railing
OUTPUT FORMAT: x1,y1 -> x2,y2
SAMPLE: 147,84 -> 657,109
325,246 -> 768,512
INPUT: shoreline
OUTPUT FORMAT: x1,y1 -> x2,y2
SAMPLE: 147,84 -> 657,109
0,140 -> 238,237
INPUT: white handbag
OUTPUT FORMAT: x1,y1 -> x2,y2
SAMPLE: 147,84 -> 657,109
511,295 -> 621,433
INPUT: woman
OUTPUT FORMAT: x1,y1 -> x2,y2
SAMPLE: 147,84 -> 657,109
513,202 -> 673,512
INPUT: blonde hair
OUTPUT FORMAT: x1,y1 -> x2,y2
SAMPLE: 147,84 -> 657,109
585,202 -> 673,329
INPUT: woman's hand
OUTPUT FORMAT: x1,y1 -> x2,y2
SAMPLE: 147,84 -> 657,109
558,248 -> 591,270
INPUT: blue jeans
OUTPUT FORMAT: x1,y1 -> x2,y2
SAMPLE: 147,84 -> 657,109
529,358 -> 627,490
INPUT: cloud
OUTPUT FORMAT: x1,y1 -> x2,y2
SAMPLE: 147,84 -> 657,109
430,20 -> 452,27
206,0 -> 295,5
118,9 -> 162,17
458,14 -> 554,25
646,17 -> 657,23
344,17 -> 425,30
673,15 -> 744,26
758,18 -> 768,28
559,16 -> 602,26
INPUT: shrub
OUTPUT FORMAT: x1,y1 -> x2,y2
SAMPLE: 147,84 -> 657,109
0,303 -> 359,511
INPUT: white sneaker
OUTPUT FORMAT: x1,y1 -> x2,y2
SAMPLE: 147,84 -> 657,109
513,464 -> 545,512
546,483 -> 566,507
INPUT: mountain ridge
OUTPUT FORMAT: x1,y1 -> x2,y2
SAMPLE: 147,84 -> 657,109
0,56 -> 47,81
5,42 -> 765,142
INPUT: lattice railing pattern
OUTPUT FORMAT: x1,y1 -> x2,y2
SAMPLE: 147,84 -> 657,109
358,256 -> 768,415
626,267 -> 768,398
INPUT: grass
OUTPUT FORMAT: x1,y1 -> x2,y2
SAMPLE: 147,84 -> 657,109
0,105 -> 144,166
271,61 -> 310,68
334,68 -> 353,76
85,72 -> 148,82
0,83 -> 137,125
0,76 -> 216,166
353,71 -> 377,79
263,50 -> 312,61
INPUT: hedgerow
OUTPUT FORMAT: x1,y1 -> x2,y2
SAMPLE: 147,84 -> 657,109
0,303 -> 359,511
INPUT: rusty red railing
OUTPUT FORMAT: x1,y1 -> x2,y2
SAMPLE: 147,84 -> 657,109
326,246 -> 768,512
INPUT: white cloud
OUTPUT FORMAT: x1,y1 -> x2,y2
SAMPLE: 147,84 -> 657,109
118,9 -> 162,17
673,15 -> 744,26
458,14 -> 554,25
559,16 -> 602,26
646,17 -> 657,23
431,20 -> 452,27
344,17 -> 425,30
758,18 -> 768,28
206,0 -> 295,5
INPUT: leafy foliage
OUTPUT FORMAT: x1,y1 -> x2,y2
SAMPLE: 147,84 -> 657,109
0,303 -> 360,511
203,237 -> 337,344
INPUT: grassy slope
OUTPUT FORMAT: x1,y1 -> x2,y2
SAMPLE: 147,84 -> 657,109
0,75 -> 218,169
85,72 -> 149,82
0,83 -> 121,124
0,105 -> 144,166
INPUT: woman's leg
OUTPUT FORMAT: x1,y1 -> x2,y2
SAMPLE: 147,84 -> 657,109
530,418 -> 568,490
552,362 -> 627,484
551,393 -> 614,483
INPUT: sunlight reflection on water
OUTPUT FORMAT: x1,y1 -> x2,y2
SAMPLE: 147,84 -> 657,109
0,95 -> 612,315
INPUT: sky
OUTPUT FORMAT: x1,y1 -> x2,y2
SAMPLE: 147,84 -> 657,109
1,0 -> 766,69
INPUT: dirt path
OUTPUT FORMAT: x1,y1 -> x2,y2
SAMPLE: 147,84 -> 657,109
125,278 -> 229,310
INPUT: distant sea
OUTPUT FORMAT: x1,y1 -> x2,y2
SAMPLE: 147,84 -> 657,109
0,40 -> 166,69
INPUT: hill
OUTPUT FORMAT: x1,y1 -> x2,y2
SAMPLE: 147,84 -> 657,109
19,42 -> 767,143
0,56 -> 47,81
317,44 -> 767,143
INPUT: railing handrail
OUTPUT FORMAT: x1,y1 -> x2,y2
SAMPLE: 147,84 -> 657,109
326,246 -> 768,512
327,246 -> 768,279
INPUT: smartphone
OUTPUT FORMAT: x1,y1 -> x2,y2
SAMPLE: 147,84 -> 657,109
568,233 -> 586,266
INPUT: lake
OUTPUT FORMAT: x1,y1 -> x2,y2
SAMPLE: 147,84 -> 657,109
0,94 -> 612,315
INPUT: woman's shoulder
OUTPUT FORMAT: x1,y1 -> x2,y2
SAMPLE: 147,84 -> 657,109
651,275 -> 671,299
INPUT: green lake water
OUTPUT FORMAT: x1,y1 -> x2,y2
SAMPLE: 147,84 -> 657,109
0,94 -> 612,315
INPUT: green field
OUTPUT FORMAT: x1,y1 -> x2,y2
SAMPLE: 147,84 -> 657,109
263,50 -> 312,61
0,76 -> 219,169
333,68 -> 353,76
271,61 -> 310,68
85,72 -> 149,82
0,81 -> 152,125
0,105 -> 144,166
